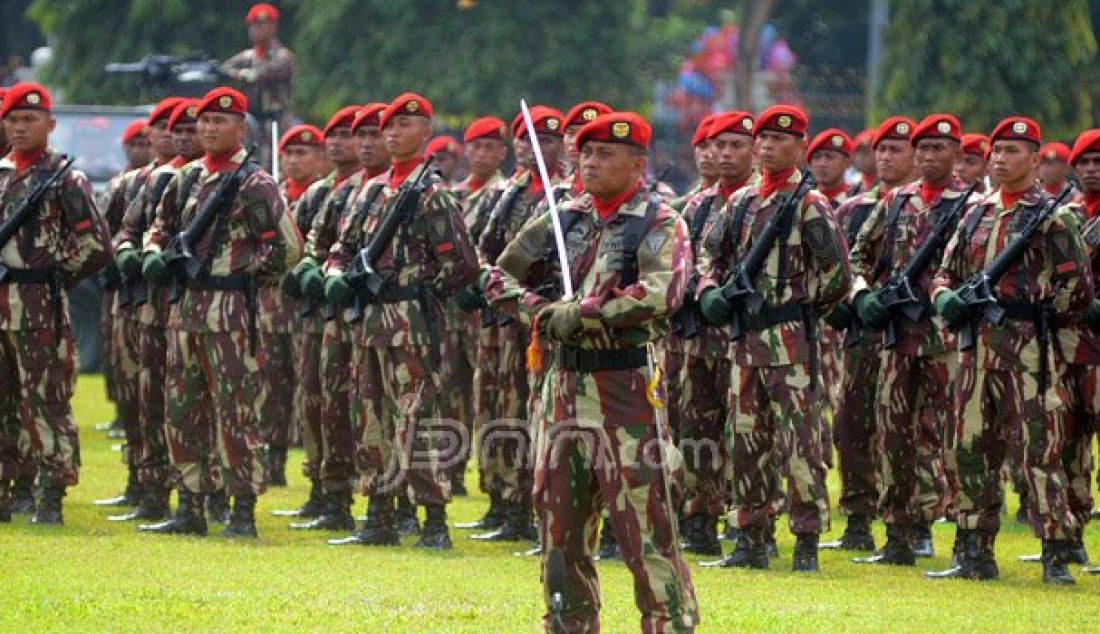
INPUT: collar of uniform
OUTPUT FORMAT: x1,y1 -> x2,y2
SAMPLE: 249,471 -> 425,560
0,146 -> 54,174
995,183 -> 1042,212
758,166 -> 799,204
592,180 -> 646,223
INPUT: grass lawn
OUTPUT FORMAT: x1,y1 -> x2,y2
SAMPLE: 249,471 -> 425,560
1,374 -> 1097,632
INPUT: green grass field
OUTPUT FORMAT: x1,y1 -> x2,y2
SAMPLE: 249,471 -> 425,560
1,374 -> 1097,632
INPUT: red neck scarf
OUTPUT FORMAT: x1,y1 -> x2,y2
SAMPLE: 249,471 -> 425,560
169,156 -> 188,169
719,174 -> 750,202
388,156 -> 423,190
528,167 -> 557,198
1000,187 -> 1029,210
760,167 -> 796,201
254,44 -> 268,60
204,147 -> 240,174
467,177 -> 486,194
11,147 -> 45,174
571,172 -> 583,195
919,181 -> 947,206
819,183 -> 848,203
862,173 -> 876,190
1084,191 -> 1100,219
1043,181 -> 1065,196
285,177 -> 310,203
593,180 -> 643,221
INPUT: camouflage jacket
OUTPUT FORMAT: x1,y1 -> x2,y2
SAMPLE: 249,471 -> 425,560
98,167 -> 147,238
675,182 -> 732,360
476,169 -> 569,265
932,185 -> 1090,371
1055,203 -> 1100,366
0,148 -> 112,330
146,147 -> 300,333
219,39 -> 294,118
492,185 -> 691,351
325,162 -> 479,347
849,176 -> 970,356
696,169 -> 851,367
453,170 -> 504,237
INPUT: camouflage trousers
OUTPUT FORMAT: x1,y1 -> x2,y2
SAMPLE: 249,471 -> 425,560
135,322 -> 171,489
818,324 -> 842,467
729,363 -> 830,536
295,330 -> 323,481
664,340 -> 685,440
115,316 -> 142,471
0,328 -> 79,487
1055,362 -> 1096,533
537,364 -> 698,634
875,349 -> 954,526
165,329 -> 266,496
439,320 -> 477,479
312,320 -> 357,492
258,330 -> 296,450
951,363 -> 1076,540
679,353 -> 730,518
356,345 -> 453,505
831,340 -> 880,518
473,322 -> 531,499
100,289 -> 118,403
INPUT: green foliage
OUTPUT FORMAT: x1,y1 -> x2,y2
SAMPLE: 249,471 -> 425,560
877,0 -> 1096,140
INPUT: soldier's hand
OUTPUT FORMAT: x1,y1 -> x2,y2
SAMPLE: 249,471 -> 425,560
855,291 -> 889,329
281,272 -> 302,297
1084,299 -> 1100,331
934,289 -> 969,329
698,288 -> 733,325
141,252 -> 168,285
324,275 -> 354,305
296,262 -> 325,299
116,247 -> 142,280
455,285 -> 484,312
540,301 -> 582,343
824,302 -> 854,330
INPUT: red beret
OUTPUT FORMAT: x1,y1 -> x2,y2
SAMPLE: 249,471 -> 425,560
148,97 -> 185,127
707,111 -> 755,141
246,3 -> 279,24
278,124 -> 323,153
1069,130 -> 1100,166
512,106 -> 565,140
167,99 -> 200,131
121,121 -> 146,144
564,101 -> 613,129
575,111 -> 652,151
350,103 -> 387,133
1040,142 -> 1070,163
1,82 -> 52,118
195,87 -> 248,118
960,134 -> 990,159
323,105 -> 361,138
871,116 -> 915,148
990,116 -> 1041,146
807,128 -> 854,160
911,114 -> 961,145
463,116 -> 507,143
853,129 -> 874,148
425,135 -> 461,158
380,92 -> 433,130
753,104 -> 808,137
691,115 -> 716,147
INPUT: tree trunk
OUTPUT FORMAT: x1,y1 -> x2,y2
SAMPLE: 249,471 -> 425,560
734,0 -> 776,111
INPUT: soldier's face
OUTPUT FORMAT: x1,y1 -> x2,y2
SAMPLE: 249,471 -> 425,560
124,136 -> 151,168
756,130 -> 803,173
579,141 -> 645,200
1039,157 -> 1070,187
1075,154 -> 1100,192
432,151 -> 459,181
990,140 -> 1039,189
465,138 -> 506,180
281,145 -> 323,182
874,139 -> 915,186
355,127 -> 389,171
712,133 -> 754,185
384,115 -> 432,162
147,119 -> 176,160
809,148 -> 849,189
852,145 -> 875,174
197,112 -> 244,155
2,110 -> 55,153
324,127 -> 360,165
914,138 -> 960,185
513,137 -> 533,169
693,142 -> 718,182
172,123 -> 201,161
534,134 -> 564,172
564,126 -> 582,167
248,20 -> 276,45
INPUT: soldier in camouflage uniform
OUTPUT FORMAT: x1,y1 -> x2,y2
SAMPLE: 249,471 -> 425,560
928,117 -> 1088,584
955,134 -> 991,193
425,136 -> 462,185
325,93 -> 479,549
562,102 -> 614,198
847,115 -> 968,564
696,105 -> 851,572
0,83 -> 113,524
220,3 -> 294,137
137,87 -> 301,538
672,111 -> 757,556
492,111 -> 698,633
671,115 -> 719,213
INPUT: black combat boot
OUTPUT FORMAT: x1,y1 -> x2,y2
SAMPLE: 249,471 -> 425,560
10,470 -> 35,514
139,489 -> 207,536
911,521 -> 934,558
820,514 -> 875,551
415,504 -> 453,550
853,524 -> 915,565
455,490 -> 506,530
792,534 -> 820,572
266,446 -> 288,487
764,516 -> 779,558
271,478 -> 324,518
289,490 -> 356,531
681,514 -> 723,556
109,486 -> 170,522
205,489 -> 231,524
926,529 -> 998,580
1041,540 -> 1076,585
721,517 -> 740,542
328,495 -> 399,546
94,466 -> 141,507
223,494 -> 258,538
699,526 -> 768,569
451,464 -> 468,497
394,495 -> 421,536
472,499 -> 539,542
594,518 -> 620,561
31,486 -> 65,525
1015,493 -> 1029,525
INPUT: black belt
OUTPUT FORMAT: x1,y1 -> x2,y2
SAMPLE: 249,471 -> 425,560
740,302 -> 808,332
185,274 -> 251,292
0,267 -> 53,284
555,346 -> 647,372
360,284 -> 420,305
1000,301 -> 1043,322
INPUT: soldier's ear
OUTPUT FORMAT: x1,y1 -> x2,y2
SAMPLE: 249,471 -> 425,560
47,116 -> 57,133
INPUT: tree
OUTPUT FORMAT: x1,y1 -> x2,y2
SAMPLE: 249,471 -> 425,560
876,0 -> 1095,141
733,0 -> 776,111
